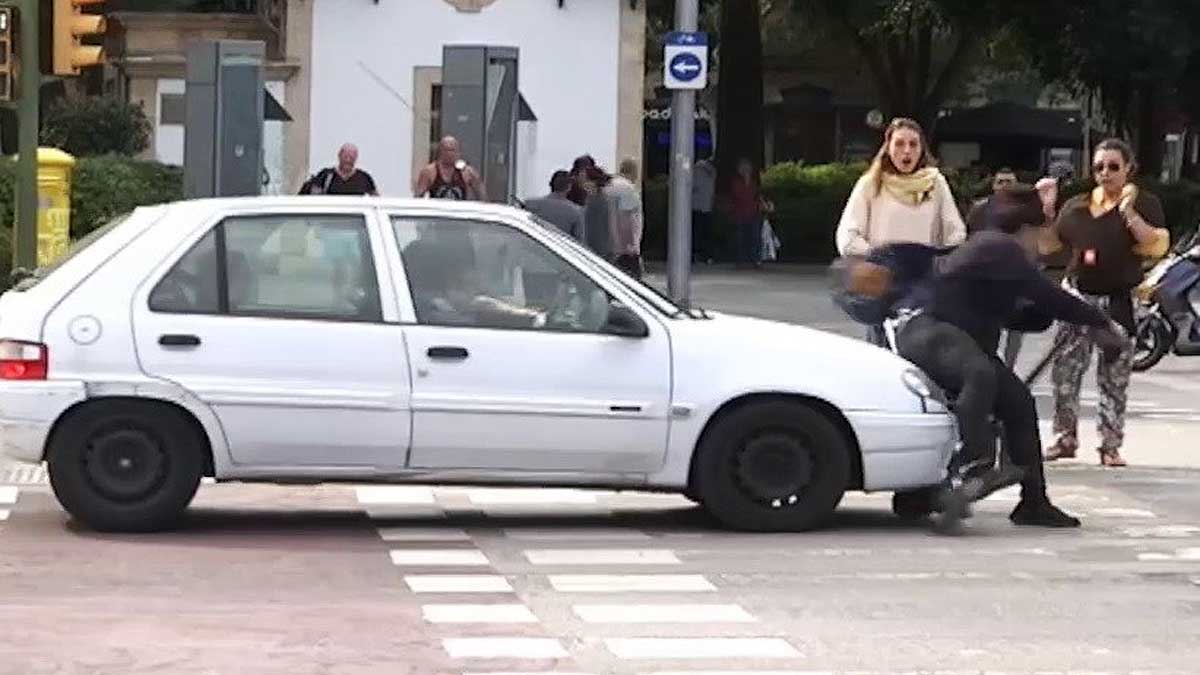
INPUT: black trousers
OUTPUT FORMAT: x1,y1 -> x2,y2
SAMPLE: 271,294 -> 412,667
615,254 -> 643,280
896,314 -> 1047,498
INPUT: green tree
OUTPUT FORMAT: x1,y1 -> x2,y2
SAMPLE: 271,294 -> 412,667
40,96 -> 152,158
795,0 -> 1011,129
1008,0 -> 1200,177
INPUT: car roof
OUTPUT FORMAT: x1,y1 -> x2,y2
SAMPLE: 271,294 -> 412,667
155,196 -> 532,221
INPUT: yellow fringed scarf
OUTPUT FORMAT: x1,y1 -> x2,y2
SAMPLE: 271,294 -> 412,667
881,167 -> 939,206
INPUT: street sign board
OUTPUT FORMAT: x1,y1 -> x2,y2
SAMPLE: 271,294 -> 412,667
663,31 -> 707,90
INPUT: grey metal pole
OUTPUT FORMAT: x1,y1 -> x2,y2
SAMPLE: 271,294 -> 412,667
667,0 -> 699,307
13,0 -> 40,272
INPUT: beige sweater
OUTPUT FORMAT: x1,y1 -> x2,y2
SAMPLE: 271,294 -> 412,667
835,171 -> 967,256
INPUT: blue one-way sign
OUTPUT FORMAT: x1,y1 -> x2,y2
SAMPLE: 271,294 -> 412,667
663,31 -> 708,90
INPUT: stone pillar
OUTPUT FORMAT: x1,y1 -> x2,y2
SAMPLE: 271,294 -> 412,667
284,0 -> 314,192
617,1 -> 647,173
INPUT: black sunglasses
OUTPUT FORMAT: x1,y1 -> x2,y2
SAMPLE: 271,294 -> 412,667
1093,161 -> 1124,174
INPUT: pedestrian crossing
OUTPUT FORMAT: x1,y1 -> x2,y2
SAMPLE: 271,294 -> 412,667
352,484 -> 1200,675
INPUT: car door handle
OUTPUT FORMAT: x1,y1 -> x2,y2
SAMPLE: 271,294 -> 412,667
427,346 -> 469,360
159,333 -> 201,347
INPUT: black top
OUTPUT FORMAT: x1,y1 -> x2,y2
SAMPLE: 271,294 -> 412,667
930,231 -> 1109,352
427,166 -> 469,200
1053,190 -> 1165,295
300,168 -> 377,196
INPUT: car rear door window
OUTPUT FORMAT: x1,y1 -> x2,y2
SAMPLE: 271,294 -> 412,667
148,213 -> 382,323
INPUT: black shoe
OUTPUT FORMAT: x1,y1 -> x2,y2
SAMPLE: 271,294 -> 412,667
1009,499 -> 1081,528
932,465 -> 1026,535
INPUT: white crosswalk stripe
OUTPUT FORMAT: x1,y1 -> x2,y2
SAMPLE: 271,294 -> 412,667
0,486 -> 18,505
422,604 -> 539,624
548,574 -> 717,593
524,549 -> 681,566
389,549 -> 492,567
404,575 -> 513,593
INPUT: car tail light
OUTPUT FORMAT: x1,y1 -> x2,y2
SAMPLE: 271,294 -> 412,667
0,340 -> 48,380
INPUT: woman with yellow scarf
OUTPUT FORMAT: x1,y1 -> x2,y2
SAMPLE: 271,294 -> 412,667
835,117 -> 967,343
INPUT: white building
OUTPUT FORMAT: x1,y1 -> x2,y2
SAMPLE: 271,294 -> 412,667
112,0 -> 646,200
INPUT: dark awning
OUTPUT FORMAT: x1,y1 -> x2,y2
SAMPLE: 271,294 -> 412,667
518,93 -> 536,122
936,102 -> 1092,145
265,89 -> 291,122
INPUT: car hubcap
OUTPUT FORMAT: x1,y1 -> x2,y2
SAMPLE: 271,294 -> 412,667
82,427 -> 168,502
732,431 -> 814,508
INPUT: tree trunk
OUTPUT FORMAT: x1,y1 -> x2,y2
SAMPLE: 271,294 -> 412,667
715,0 -> 765,194
1135,85 -> 1165,179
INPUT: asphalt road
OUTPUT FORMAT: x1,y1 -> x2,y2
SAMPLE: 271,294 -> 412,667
1,476 -> 1198,674
0,265 -> 1197,674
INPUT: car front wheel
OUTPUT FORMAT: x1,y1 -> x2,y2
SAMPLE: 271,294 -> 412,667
47,400 -> 205,533
694,400 -> 851,532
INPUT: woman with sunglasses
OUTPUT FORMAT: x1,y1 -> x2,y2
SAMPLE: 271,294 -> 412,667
1041,138 -> 1170,467
836,117 -> 967,344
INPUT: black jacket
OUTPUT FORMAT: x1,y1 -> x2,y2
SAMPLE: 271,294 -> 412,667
929,231 -> 1109,352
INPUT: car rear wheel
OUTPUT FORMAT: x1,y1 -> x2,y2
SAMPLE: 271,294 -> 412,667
47,400 -> 205,533
695,400 -> 851,532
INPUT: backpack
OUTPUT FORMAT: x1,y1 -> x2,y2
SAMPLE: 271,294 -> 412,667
299,168 -> 334,195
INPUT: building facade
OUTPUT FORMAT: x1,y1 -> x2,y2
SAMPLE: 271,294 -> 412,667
109,0 -> 646,200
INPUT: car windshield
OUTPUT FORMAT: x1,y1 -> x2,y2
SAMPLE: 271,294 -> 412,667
524,213 -> 685,317
11,212 -> 132,291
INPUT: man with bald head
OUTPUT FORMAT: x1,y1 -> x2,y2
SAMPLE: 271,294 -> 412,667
300,143 -> 379,196
415,136 -> 486,201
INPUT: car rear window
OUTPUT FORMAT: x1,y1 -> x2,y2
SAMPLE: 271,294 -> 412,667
10,213 -> 131,292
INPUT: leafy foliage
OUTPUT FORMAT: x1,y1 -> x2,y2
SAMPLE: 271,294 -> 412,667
0,156 -> 183,280
794,0 -> 1013,127
40,96 -> 153,158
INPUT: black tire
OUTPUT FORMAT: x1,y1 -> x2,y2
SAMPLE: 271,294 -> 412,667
695,400 -> 851,532
1132,314 -> 1172,372
47,400 -> 205,533
892,488 -> 938,519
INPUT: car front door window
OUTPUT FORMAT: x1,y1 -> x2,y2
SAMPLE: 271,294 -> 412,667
393,217 -> 611,333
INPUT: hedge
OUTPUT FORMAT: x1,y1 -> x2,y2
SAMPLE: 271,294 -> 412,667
0,155 -> 183,280
643,163 -> 1200,263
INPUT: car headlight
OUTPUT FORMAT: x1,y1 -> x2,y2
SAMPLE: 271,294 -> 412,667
902,368 -> 948,413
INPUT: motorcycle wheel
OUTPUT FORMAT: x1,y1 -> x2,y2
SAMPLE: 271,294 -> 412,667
1132,314 -> 1173,372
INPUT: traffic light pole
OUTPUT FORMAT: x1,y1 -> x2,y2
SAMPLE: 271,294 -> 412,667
13,0 -> 39,271
666,0 -> 698,307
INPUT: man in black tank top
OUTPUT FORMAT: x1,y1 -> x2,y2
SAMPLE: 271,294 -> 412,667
415,136 -> 487,201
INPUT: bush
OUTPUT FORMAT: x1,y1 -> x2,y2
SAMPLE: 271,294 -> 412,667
40,96 -> 152,158
0,155 -> 183,281
642,162 -> 1200,263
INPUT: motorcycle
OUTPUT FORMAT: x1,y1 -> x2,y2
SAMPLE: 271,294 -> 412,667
1131,227 -> 1200,372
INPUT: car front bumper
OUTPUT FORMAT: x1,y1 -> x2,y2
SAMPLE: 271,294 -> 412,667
0,381 -> 87,464
846,410 -> 958,491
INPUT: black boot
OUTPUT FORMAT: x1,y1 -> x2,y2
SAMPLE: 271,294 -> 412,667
1009,497 -> 1081,528
933,463 -> 1026,535
1011,460 -> 1080,526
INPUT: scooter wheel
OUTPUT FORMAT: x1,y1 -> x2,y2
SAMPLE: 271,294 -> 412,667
1132,315 -> 1172,372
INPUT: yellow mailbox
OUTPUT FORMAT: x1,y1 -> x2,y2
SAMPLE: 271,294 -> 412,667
36,147 -> 76,268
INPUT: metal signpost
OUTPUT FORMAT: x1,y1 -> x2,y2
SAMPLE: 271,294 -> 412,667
663,2 -> 706,306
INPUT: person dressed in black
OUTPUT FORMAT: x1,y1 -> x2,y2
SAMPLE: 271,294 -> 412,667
415,136 -> 486,201
299,143 -> 379,195
846,186 -> 1128,532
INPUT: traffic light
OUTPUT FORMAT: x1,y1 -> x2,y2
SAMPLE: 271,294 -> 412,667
52,0 -> 106,76
0,7 -> 13,101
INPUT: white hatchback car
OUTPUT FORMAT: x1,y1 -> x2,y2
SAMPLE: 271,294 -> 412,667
0,197 -> 956,532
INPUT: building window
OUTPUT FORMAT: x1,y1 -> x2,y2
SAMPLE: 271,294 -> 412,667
160,93 -> 185,126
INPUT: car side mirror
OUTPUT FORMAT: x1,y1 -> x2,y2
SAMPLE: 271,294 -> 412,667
602,302 -> 649,338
